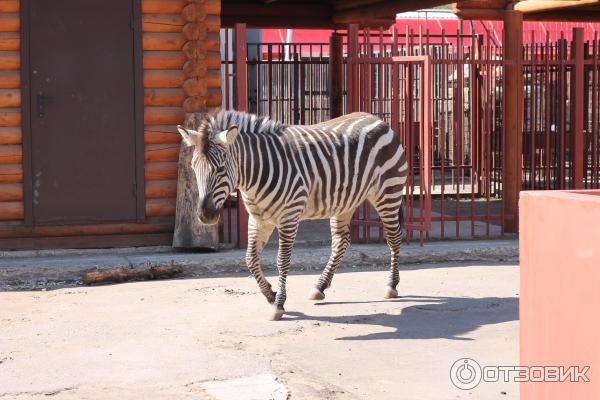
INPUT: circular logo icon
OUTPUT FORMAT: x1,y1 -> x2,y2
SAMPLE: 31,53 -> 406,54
450,358 -> 482,390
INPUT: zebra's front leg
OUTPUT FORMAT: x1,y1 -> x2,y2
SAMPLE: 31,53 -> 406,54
270,215 -> 300,321
245,215 -> 276,304
309,212 -> 353,301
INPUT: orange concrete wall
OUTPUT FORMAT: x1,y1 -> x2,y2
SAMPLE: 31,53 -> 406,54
520,190 -> 600,399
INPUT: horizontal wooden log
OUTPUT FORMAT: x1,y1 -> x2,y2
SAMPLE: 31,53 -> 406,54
144,106 -> 184,125
144,70 -> 184,88
0,144 -> 21,164
0,14 -> 19,32
183,59 -> 207,78
0,70 -> 19,88
183,77 -> 207,97
0,126 -> 20,144
145,179 -> 178,198
143,51 -> 184,69
145,143 -> 180,162
0,201 -> 23,220
143,32 -> 184,51
84,265 -> 183,285
0,32 -> 18,51
183,22 -> 207,41
182,3 -> 206,22
145,129 -> 181,144
0,221 -> 175,238
206,88 -> 222,107
142,13 -> 184,32
204,0 -> 221,15
141,0 -> 185,14
144,88 -> 184,106
0,182 -> 21,201
206,15 -> 220,33
0,1 -> 19,13
146,198 -> 176,217
0,89 -> 19,107
183,96 -> 206,113
206,71 -> 221,89
145,161 -> 178,180
206,52 -> 221,69
0,163 -> 21,183
0,51 -> 19,69
0,109 -> 20,127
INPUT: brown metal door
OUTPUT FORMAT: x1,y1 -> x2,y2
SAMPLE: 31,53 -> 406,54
28,0 -> 139,224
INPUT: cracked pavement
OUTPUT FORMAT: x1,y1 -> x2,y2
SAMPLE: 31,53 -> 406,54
0,262 -> 519,399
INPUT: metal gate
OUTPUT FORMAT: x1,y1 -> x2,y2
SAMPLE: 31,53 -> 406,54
348,53 -> 432,244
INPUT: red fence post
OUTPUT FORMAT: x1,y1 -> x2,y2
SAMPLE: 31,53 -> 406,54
502,11 -> 523,233
572,27 -> 585,189
234,23 -> 249,248
329,32 -> 344,118
347,24 -> 359,114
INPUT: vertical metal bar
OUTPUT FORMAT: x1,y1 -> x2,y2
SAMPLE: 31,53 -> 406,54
572,27 -> 585,189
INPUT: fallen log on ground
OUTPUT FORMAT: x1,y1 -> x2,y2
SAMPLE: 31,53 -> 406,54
83,265 -> 183,285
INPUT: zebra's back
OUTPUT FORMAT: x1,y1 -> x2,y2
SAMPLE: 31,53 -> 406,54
271,113 -> 407,220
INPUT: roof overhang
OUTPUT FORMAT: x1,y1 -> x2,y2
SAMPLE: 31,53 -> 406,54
221,0 -> 451,28
453,0 -> 600,21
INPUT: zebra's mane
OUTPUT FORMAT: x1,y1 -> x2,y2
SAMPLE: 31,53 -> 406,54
206,110 -> 287,136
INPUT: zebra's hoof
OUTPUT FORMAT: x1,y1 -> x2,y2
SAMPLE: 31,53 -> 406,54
383,287 -> 398,299
308,288 -> 325,301
269,307 -> 285,321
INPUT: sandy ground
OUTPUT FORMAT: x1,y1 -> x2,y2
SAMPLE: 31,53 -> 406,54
1,262 -> 519,400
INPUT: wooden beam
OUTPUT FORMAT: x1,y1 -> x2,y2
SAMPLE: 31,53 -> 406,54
502,10 -> 523,233
333,0 -> 446,24
523,10 -> 600,20
514,0 -> 599,14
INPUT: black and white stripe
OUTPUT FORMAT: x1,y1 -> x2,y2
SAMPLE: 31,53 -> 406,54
178,110 -> 408,320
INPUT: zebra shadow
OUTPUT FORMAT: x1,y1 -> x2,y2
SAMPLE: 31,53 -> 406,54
285,295 -> 518,341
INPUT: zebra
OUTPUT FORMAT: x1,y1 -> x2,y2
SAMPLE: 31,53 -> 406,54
177,110 -> 408,320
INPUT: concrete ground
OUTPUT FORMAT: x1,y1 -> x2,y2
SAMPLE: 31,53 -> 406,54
1,262 -> 519,400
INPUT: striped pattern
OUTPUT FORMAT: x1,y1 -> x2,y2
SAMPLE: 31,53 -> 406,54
178,110 -> 408,319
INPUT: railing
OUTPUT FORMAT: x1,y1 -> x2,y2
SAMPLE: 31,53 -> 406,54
220,23 -> 600,247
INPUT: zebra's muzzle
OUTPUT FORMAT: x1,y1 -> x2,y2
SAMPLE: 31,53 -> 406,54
198,195 -> 220,225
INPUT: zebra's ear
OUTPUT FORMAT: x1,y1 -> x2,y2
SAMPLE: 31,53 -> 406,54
214,126 -> 238,147
177,125 -> 198,147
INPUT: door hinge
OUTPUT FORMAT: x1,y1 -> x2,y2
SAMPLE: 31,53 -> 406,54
130,14 -> 134,30
132,182 -> 138,198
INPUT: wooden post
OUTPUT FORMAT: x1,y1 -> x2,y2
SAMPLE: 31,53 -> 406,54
173,0 -> 219,249
234,23 -> 249,249
572,27 -> 585,189
502,10 -> 523,233
329,32 -> 344,118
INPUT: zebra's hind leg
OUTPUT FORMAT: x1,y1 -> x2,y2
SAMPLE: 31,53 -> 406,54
270,214 -> 301,321
372,199 -> 404,299
246,215 -> 276,304
309,211 -> 353,301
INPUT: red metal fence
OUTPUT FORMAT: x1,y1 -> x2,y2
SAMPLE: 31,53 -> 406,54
220,23 -> 600,247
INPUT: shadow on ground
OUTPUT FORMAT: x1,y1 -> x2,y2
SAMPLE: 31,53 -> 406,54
286,295 -> 518,341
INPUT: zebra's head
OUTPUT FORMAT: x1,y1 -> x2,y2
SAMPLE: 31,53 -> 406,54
177,122 -> 239,225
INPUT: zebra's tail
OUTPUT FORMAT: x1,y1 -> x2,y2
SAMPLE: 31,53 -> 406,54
399,200 -> 407,241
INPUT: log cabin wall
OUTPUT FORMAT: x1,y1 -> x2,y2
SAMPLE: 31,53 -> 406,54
0,1 -> 22,224
0,0 -> 222,249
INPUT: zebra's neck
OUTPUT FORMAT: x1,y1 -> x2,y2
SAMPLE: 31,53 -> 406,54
210,110 -> 286,195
